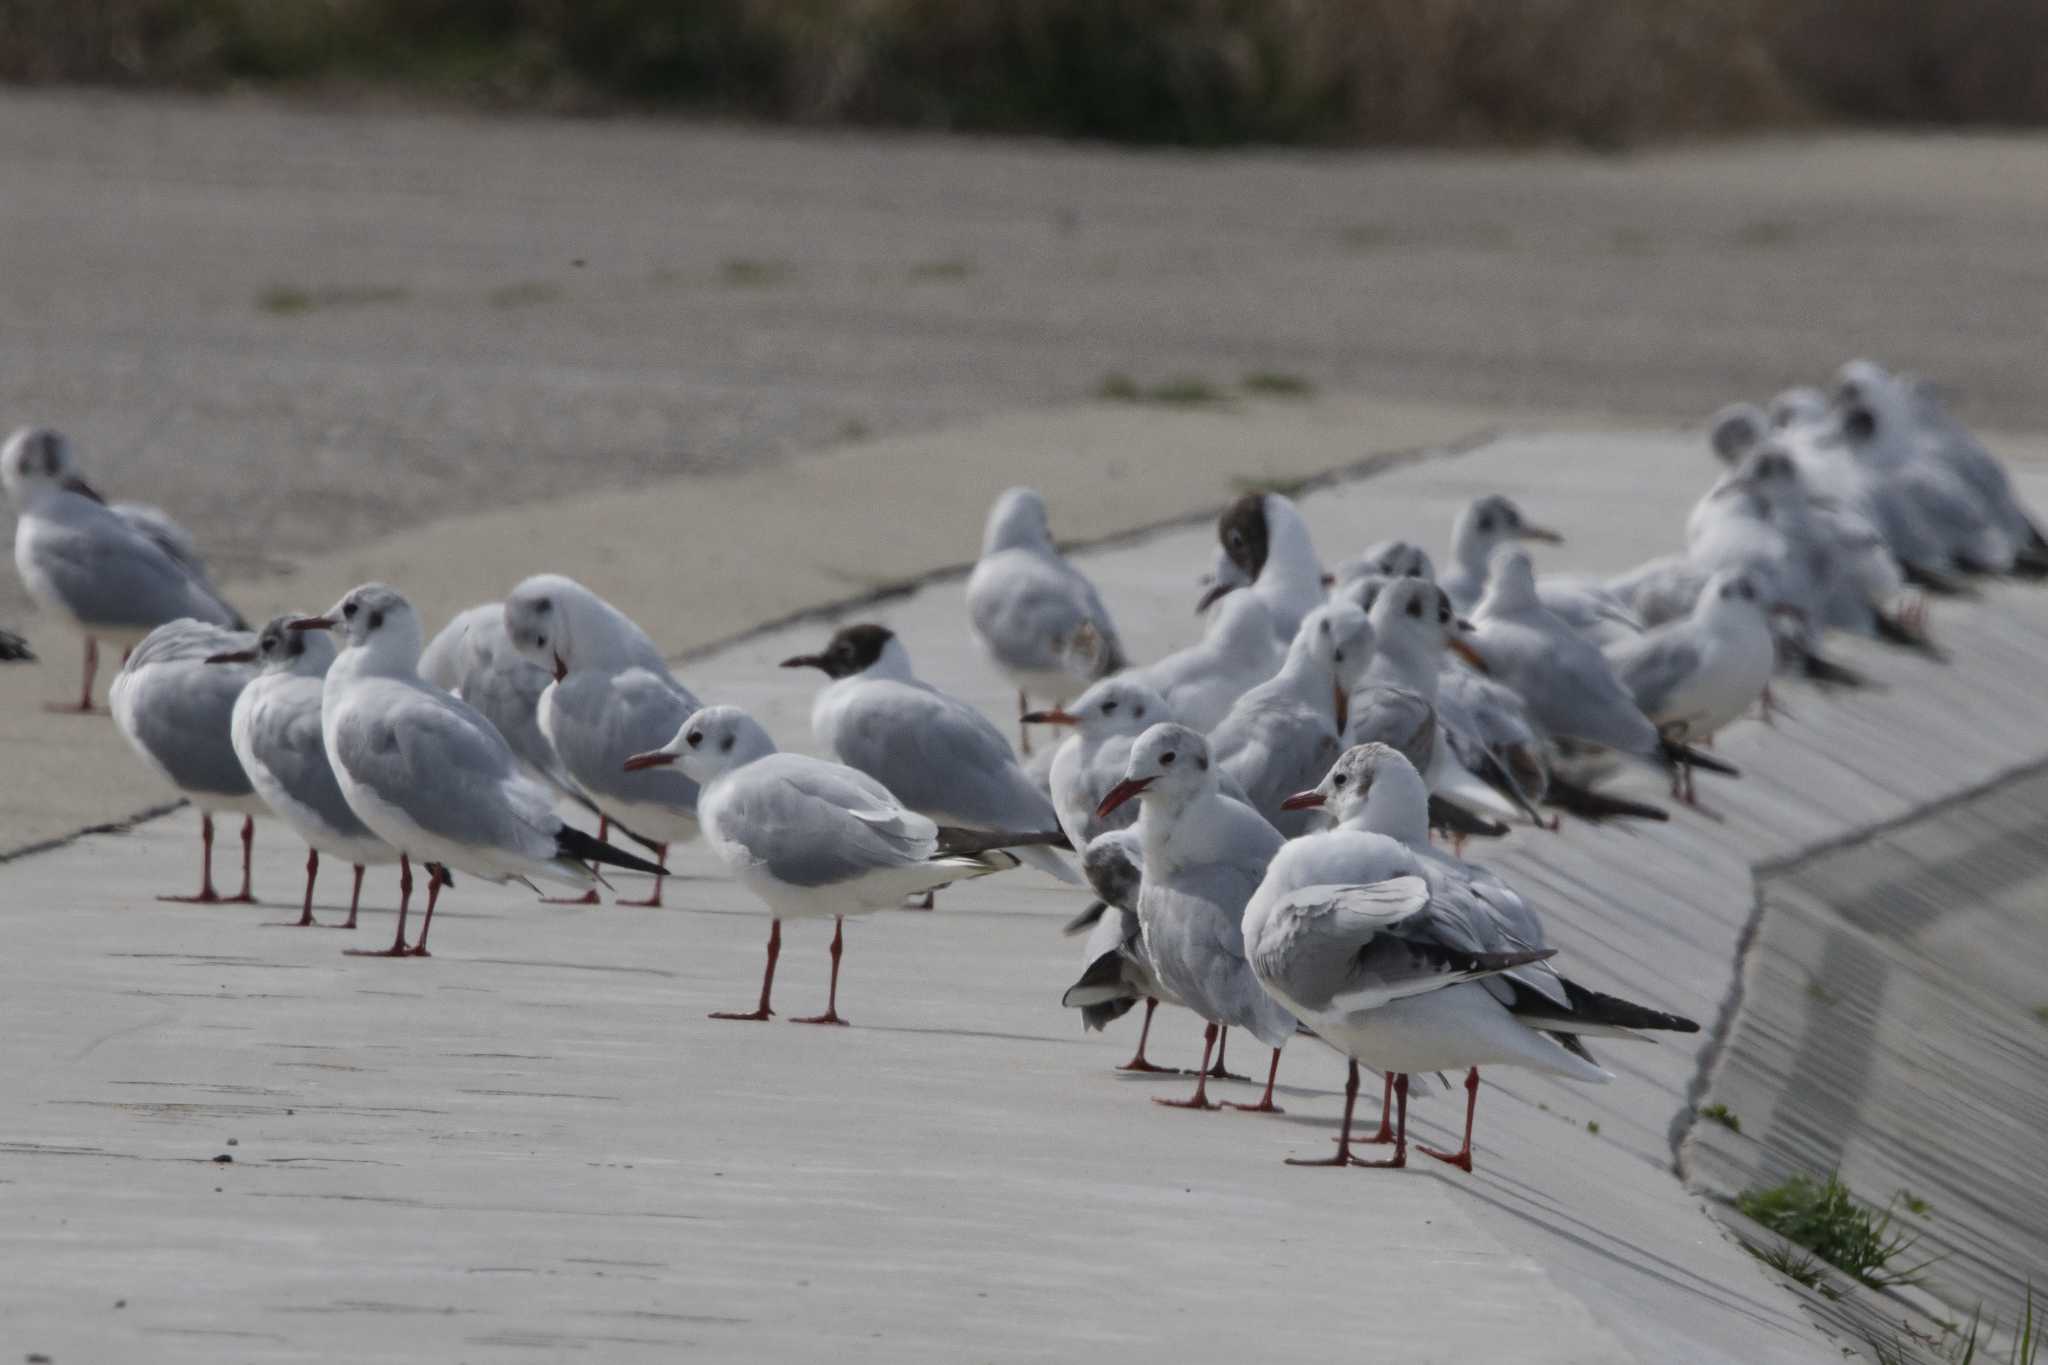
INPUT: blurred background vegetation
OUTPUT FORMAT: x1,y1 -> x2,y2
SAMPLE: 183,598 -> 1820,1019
3,0 -> 2046,146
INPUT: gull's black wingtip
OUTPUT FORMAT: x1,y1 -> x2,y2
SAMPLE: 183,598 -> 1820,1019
556,825 -> 667,876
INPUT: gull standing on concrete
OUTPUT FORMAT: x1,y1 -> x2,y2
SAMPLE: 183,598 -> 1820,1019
4,426 -> 244,712
624,704 -> 1023,1024
1466,547 -> 1738,789
1838,360 -> 2015,576
1210,601 -> 1373,835
1199,492 -> 1328,643
109,619 -> 264,903
1606,569 -> 1777,800
1906,376 -> 2048,572
783,623 -> 1078,885
299,584 -> 665,958
965,487 -> 1127,754
220,615 -> 399,928
1255,745 -> 1697,1168
503,574 -> 702,907
1128,590 -> 1283,732
1096,724 -> 1294,1112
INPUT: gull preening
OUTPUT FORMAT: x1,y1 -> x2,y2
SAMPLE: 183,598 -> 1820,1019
5,426 -> 243,712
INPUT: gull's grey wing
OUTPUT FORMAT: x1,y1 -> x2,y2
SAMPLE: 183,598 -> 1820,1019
1145,860 -> 1295,1048
835,681 -> 1061,832
32,511 -> 241,633
423,605 -> 582,797
114,624 -> 257,799
723,754 -> 938,887
331,681 -> 556,858
549,668 -> 701,811
968,550 -> 1121,680
243,677 -> 372,839
1605,629 -> 1704,721
1346,685 -> 1435,772
1215,701 -> 1340,822
1472,617 -> 1658,756
1081,827 -> 1142,912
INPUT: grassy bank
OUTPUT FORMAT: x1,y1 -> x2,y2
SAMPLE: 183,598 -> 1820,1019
4,1 -> 2046,146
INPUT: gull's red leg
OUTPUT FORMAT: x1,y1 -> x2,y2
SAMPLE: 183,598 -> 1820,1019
221,816 -> 257,903
542,815 -> 606,905
409,864 -> 448,956
1017,690 -> 1032,755
1204,1024 -> 1248,1082
45,637 -> 104,714
343,865 -> 364,930
793,917 -> 849,1025
1290,1059 -> 1363,1167
292,848 -> 318,926
1348,1073 -> 1410,1168
1116,997 -> 1177,1073
158,811 -> 221,903
1155,1022 -> 1224,1110
346,854 -> 412,957
615,843 -> 668,908
1419,1067 -> 1480,1172
711,919 -> 780,1021
1227,1046 -> 1286,1114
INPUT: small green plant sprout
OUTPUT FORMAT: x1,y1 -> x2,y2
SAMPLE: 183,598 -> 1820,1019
1736,1173 -> 1934,1291
257,283 -> 407,315
1899,1192 -> 1933,1218
1739,1237 -> 1838,1300
719,258 -> 794,288
1586,1120 -> 1600,1134
1699,1103 -> 1742,1133
1094,373 -> 1229,406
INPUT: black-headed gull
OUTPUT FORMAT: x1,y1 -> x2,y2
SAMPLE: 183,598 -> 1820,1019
1466,547 -> 1739,789
1198,492 -> 1328,642
109,619 -> 263,903
1252,745 -> 1697,1169
1096,723 -> 1293,1112
4,427 -> 243,713
296,584 -> 665,958
503,574 -> 702,907
965,487 -> 1127,753
1025,676 -> 1175,849
783,623 -> 1077,886
624,704 -> 1025,1024
1210,600 -> 1373,835
218,615 -> 399,928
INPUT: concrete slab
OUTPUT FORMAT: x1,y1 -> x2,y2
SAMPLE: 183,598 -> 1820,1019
16,426 -> 2048,1361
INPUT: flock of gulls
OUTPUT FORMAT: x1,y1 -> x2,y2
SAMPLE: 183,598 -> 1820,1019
4,357 -> 2040,1172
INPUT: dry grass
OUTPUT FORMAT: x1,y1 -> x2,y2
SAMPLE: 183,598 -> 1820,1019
4,1 -> 2046,145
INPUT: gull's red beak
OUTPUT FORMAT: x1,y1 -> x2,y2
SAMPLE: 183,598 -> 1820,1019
204,649 -> 257,665
1320,572 -> 1337,588
1021,707 -> 1080,726
1518,525 -> 1565,545
1280,790 -> 1325,811
1095,775 -> 1155,820
1195,582 -> 1236,614
552,649 -> 568,683
622,750 -> 675,772
1448,637 -> 1489,673
289,616 -> 335,632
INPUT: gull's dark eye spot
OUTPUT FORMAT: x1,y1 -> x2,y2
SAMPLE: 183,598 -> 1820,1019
535,635 -> 546,648
1333,773 -> 1348,787
1102,700 -> 1118,715
686,731 -> 703,748
1133,705 -> 1145,718
1319,619 -> 1331,635
1476,515 -> 1493,533
1405,597 -> 1422,619
368,610 -> 384,630
535,598 -> 552,613
1196,755 -> 1207,771
720,734 -> 735,753
1159,751 -> 1177,766
1333,650 -> 1345,663
343,602 -> 358,619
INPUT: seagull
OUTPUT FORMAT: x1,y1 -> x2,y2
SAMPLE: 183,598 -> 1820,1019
1437,494 -> 1565,613
1466,547 -> 1739,789
624,704 -> 1024,1024
219,615 -> 398,928
418,602 -> 590,801
1128,590 -> 1284,732
1025,676 -> 1176,849
1905,376 -> 2048,574
1821,367 -> 1977,592
1198,492 -> 1328,643
965,487 -> 1127,753
1331,539 -> 1435,587
1838,359 -> 2014,575
4,426 -> 243,712
782,623 -> 1078,885
1061,827 -> 1190,1073
1096,723 -> 1294,1112
296,584 -> 665,958
1605,570 -> 1776,801
1210,601 -> 1373,835
502,574 -> 702,907
1255,744 -> 1697,1169
108,619 -> 264,903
